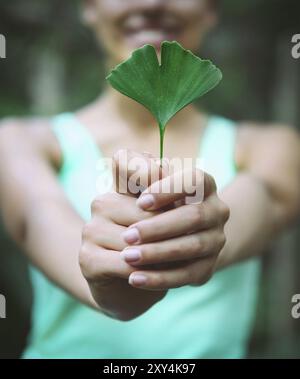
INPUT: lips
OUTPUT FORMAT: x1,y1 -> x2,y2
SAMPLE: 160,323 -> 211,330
124,29 -> 180,50
122,14 -> 184,49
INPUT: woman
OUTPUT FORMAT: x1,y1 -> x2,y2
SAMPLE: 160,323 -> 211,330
0,0 -> 299,358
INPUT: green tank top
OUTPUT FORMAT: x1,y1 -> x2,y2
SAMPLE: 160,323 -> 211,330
23,113 -> 261,358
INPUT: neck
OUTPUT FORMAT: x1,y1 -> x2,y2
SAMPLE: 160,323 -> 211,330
102,87 -> 203,132
106,88 -> 156,129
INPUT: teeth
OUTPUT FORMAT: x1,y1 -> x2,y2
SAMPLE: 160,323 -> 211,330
137,30 -> 166,39
124,15 -> 146,31
123,14 -> 180,34
124,27 -> 179,48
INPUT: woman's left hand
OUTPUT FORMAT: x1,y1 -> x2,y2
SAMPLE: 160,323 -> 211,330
120,168 -> 230,290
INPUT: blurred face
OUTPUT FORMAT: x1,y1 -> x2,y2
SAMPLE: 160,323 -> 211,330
83,0 -> 217,64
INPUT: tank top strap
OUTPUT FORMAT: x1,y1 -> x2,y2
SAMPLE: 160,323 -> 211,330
51,113 -> 102,173
51,113 -> 237,192
198,115 -> 238,191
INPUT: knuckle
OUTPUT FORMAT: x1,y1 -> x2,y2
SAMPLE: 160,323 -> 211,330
189,235 -> 204,255
195,235 -> 204,254
174,240 -> 187,257
79,245 -> 94,275
81,222 -> 95,241
91,197 -> 106,214
192,203 -> 207,226
219,200 -> 230,222
218,233 -> 227,250
151,274 -> 167,289
190,204 -> 203,224
206,173 -> 217,193
210,197 -> 230,225
91,193 -> 119,216
141,243 -> 170,263
190,265 -> 213,286
79,246 -> 104,283
138,245 -> 151,263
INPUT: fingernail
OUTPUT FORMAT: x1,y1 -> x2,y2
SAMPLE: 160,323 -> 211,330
121,248 -> 141,262
122,227 -> 140,244
137,194 -> 155,210
129,274 -> 147,286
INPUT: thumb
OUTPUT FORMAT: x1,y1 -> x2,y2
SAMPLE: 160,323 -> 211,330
113,149 -> 169,196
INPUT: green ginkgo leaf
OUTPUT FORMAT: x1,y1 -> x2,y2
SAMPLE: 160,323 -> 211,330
106,41 -> 222,162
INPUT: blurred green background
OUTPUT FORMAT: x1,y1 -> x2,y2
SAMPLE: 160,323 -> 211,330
0,0 -> 299,358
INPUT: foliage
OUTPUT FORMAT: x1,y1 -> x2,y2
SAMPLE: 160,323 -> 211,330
107,41 -> 222,161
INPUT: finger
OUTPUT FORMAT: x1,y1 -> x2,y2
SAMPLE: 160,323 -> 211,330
83,219 -> 127,251
136,169 -> 216,211
91,192 -> 158,227
80,245 -> 136,283
128,256 -> 216,290
113,149 -> 168,196
120,229 -> 225,266
122,199 -> 220,245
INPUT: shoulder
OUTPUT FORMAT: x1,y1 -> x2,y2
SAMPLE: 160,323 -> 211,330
0,116 -> 62,168
235,121 -> 300,170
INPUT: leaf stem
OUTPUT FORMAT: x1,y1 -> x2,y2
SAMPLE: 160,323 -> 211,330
159,124 -> 165,168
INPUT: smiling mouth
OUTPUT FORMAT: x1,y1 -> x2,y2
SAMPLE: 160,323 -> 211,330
122,15 -> 184,49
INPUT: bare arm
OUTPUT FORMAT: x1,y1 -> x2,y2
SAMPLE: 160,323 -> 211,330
112,125 -> 300,291
218,124 -> 300,268
0,121 -> 167,320
0,119 -> 97,308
